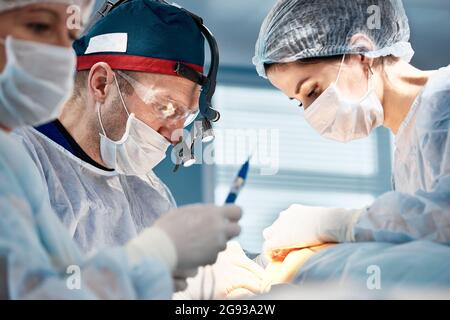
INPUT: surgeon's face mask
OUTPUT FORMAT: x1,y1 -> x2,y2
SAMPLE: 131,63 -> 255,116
0,36 -> 76,129
303,55 -> 384,143
98,74 -> 170,175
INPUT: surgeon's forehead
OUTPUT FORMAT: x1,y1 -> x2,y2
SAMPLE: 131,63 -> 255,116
138,72 -> 201,100
137,72 -> 199,87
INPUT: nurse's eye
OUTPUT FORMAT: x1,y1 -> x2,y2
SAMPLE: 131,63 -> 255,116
307,86 -> 318,98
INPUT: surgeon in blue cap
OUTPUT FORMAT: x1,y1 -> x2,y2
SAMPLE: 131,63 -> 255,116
11,0 -> 242,297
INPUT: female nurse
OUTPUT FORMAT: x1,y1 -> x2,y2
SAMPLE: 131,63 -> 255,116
253,0 -> 450,256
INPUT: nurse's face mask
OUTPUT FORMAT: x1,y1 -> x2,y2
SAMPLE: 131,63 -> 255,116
97,73 -> 170,175
303,55 -> 384,143
0,36 -> 76,129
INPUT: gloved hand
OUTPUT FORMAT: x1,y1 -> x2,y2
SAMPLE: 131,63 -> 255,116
263,204 -> 364,258
126,204 -> 242,274
174,241 -> 266,300
173,269 -> 198,292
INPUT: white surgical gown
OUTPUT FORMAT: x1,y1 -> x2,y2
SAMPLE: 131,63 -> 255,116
12,127 -> 175,254
0,130 -> 172,299
354,65 -> 450,243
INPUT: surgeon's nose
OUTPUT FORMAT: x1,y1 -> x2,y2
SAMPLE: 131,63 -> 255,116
159,118 -> 187,145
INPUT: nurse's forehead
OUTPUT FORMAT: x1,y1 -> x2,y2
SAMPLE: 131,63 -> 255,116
18,3 -> 83,38
19,3 -> 70,16
267,63 -> 302,88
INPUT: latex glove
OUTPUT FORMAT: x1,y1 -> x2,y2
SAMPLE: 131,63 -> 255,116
263,204 -> 363,258
174,241 -> 266,300
126,204 -> 242,273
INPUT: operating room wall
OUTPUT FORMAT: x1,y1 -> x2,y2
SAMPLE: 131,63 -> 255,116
93,0 -> 450,207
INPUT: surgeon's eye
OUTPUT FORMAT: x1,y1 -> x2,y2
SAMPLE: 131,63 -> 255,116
27,22 -> 51,34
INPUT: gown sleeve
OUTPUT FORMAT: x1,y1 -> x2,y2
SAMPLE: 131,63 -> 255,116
353,68 -> 450,244
0,134 -> 173,299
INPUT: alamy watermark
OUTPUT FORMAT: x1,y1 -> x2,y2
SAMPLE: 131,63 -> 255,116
170,124 -> 280,176
366,264 -> 381,290
367,5 -> 381,30
66,5 -> 84,31
66,265 -> 81,290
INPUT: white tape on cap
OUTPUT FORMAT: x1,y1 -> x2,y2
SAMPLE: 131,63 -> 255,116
85,33 -> 128,54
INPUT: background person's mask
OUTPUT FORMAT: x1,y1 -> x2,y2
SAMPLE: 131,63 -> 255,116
304,55 -> 384,143
98,75 -> 170,175
0,36 -> 76,129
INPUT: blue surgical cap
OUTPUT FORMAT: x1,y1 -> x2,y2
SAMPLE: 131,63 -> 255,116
253,0 -> 414,78
74,0 -> 205,76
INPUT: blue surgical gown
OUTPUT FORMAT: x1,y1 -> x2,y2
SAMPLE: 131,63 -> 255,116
353,66 -> 450,243
0,130 -> 172,299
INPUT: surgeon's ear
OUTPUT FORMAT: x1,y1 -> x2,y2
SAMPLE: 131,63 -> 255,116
88,62 -> 115,103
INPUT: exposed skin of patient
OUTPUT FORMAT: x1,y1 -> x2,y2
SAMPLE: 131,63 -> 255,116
261,244 -> 335,291
226,244 -> 335,298
175,242 -> 336,299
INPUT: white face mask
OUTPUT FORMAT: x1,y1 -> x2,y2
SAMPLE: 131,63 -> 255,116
0,36 -> 76,129
98,75 -> 170,175
304,55 -> 384,143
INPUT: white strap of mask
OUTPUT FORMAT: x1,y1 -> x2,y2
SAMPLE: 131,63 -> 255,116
368,64 -> 374,90
97,74 -> 131,137
96,102 -> 108,136
335,54 -> 346,85
113,73 -> 130,117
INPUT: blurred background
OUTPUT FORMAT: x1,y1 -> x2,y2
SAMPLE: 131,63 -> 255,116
95,0 -> 450,253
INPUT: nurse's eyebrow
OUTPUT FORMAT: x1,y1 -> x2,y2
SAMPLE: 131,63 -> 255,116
27,7 -> 58,19
294,77 -> 309,96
